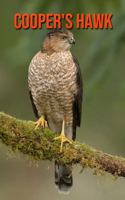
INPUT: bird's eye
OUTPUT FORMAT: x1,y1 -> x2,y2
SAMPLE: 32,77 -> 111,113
61,36 -> 66,40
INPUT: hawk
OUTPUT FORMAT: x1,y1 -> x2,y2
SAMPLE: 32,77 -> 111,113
28,29 -> 83,152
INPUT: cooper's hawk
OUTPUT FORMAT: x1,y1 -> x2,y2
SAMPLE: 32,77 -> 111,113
28,28 -> 83,152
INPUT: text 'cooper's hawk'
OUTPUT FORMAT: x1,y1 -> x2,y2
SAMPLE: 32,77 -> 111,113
28,28 -> 83,152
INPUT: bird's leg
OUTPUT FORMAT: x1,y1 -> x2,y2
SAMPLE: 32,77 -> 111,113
29,115 -> 48,131
53,120 -> 72,152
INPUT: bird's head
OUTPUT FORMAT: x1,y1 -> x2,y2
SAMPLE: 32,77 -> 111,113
41,29 -> 75,55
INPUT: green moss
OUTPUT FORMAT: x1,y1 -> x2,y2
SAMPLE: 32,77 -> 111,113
0,112 -> 125,178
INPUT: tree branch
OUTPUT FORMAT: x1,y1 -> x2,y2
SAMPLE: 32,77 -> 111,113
0,112 -> 125,178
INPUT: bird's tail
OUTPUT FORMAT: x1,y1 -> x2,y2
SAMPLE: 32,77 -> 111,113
54,160 -> 73,194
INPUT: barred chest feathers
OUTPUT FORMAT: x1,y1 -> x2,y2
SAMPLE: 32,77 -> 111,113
28,50 -> 78,125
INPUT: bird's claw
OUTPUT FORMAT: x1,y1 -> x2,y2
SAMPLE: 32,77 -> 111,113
53,133 -> 72,152
51,138 -> 55,142
29,115 -> 48,131
41,125 -> 44,132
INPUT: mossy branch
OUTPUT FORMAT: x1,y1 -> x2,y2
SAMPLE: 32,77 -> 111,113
0,112 -> 125,178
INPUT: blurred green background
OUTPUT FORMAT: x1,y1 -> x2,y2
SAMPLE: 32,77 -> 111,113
0,0 -> 125,199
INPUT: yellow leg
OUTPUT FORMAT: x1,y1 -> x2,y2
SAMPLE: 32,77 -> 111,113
29,115 -> 48,131
53,120 -> 72,152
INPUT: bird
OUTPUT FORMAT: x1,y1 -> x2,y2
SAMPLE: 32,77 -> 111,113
28,28 -> 83,153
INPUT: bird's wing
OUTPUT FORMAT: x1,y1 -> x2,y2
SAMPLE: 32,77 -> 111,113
29,90 -> 49,127
29,90 -> 39,118
72,55 -> 83,140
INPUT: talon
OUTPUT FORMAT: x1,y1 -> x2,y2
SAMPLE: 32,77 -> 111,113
53,120 -> 72,152
29,115 -> 48,131
45,121 -> 48,128
34,129 -> 36,134
41,125 -> 44,132
54,134 -> 72,152
51,138 -> 55,142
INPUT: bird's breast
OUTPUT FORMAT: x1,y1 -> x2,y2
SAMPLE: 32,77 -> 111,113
28,51 -> 78,124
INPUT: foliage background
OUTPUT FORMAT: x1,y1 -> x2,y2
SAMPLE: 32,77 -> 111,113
0,0 -> 125,199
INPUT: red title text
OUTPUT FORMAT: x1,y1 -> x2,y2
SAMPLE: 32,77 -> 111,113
14,13 -> 113,29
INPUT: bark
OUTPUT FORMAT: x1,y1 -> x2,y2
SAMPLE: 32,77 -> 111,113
0,112 -> 125,178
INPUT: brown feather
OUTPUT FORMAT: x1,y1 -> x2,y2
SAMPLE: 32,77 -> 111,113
29,90 -> 39,118
41,28 -> 73,55
72,55 -> 83,140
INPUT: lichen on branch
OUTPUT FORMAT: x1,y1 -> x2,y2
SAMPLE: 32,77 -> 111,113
0,112 -> 125,178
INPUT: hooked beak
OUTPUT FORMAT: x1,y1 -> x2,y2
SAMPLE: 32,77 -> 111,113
70,38 -> 75,45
